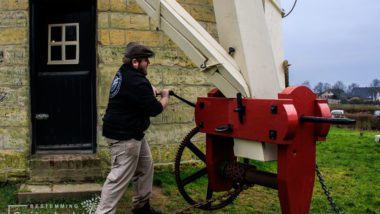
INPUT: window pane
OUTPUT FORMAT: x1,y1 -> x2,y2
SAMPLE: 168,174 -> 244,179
51,27 -> 62,42
51,46 -> 62,60
65,45 -> 77,60
66,26 -> 77,41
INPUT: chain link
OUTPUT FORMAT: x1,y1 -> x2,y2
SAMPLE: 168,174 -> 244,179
316,164 -> 341,214
174,187 -> 244,214
174,165 -> 340,214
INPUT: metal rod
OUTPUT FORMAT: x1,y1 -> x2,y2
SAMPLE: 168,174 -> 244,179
245,169 -> 278,189
300,116 -> 355,125
169,91 -> 196,108
157,91 -> 196,108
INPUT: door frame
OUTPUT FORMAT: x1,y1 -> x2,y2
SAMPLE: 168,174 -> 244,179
29,0 -> 97,154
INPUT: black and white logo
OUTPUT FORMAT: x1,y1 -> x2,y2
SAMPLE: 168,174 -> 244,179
109,71 -> 122,98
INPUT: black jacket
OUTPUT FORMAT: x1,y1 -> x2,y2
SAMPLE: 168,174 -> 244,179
102,64 -> 163,140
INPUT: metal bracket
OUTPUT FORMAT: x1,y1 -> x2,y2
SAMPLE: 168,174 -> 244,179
234,93 -> 245,124
35,113 -> 49,120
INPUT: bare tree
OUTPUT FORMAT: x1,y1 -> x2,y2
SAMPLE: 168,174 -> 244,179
322,83 -> 331,92
301,81 -> 311,89
347,83 -> 359,94
313,82 -> 324,94
332,81 -> 346,92
370,78 -> 380,87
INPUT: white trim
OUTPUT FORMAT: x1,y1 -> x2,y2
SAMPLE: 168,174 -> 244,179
47,23 -> 80,65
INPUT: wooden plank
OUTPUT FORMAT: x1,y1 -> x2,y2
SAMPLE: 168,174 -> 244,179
135,0 -> 250,97
213,0 -> 284,99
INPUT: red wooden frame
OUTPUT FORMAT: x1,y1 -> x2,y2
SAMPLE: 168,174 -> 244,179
195,86 -> 331,214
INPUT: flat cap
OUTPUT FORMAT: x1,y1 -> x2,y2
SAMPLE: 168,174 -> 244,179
124,42 -> 155,59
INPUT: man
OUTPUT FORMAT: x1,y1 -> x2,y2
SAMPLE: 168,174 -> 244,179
96,42 -> 169,214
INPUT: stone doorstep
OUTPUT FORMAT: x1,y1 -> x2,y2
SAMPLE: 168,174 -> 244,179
29,154 -> 103,182
18,183 -> 103,203
30,154 -> 102,169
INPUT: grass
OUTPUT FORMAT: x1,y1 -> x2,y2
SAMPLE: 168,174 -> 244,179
1,128 -> 379,214
330,104 -> 380,112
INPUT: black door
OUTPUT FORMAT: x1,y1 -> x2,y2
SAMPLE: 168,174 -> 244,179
30,0 -> 96,152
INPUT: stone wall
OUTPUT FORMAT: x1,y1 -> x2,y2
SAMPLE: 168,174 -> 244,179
0,0 -> 218,182
0,0 -> 30,181
96,0 -> 217,169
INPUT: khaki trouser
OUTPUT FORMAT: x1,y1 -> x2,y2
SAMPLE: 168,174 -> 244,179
96,138 -> 154,214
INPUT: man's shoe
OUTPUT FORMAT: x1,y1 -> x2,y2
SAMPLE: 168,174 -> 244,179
131,202 -> 163,214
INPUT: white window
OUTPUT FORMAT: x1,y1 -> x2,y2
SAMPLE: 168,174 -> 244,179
48,23 -> 79,64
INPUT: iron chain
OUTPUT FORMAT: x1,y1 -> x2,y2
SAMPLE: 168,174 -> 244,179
316,164 -> 342,214
174,187 -> 244,214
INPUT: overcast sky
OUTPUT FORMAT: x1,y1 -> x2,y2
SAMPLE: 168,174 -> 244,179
281,0 -> 380,88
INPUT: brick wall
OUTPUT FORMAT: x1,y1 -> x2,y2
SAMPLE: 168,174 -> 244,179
0,0 -> 218,182
96,0 -> 217,168
0,0 -> 30,181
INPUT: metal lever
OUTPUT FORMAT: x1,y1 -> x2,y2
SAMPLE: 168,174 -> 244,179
215,124 -> 233,133
156,91 -> 196,108
300,116 -> 355,125
35,114 -> 49,120
233,93 -> 245,124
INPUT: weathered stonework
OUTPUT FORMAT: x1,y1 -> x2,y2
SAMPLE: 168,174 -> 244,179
96,0 -> 217,169
0,0 -> 29,182
0,0 -> 218,182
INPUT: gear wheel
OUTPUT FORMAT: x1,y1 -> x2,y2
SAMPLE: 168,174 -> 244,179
174,127 -> 240,210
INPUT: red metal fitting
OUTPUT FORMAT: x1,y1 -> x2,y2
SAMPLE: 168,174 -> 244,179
195,86 -> 332,214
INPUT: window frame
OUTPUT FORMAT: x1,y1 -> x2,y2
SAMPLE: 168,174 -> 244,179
47,23 -> 80,65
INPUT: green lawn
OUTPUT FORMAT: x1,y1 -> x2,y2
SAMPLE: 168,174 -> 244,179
1,128 -> 379,214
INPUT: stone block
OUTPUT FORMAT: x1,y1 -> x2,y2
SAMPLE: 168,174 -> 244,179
181,4 -> 215,23
98,65 -> 119,106
98,29 -> 110,46
110,13 -> 150,30
0,150 -> 28,169
125,30 -> 162,47
97,108 -> 106,126
149,144 -> 161,161
98,46 -> 124,65
150,47 -> 193,67
0,0 -> 28,10
126,0 -> 145,14
0,66 -> 28,86
1,168 -> 28,182
0,127 -> 29,150
0,46 -> 28,65
97,0 -> 110,11
159,103 -> 194,124
0,11 -> 28,27
181,85 -> 213,102
161,66 -> 209,86
18,183 -> 102,203
145,122 -> 195,145
198,21 -> 218,39
98,12 -> 109,28
109,29 -> 126,45
146,65 -> 163,85
0,28 -> 27,45
0,107 -> 28,126
110,0 -> 127,12
0,86 -> 29,107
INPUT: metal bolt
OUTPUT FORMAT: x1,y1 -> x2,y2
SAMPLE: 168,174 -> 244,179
199,102 -> 205,109
269,130 -> 277,140
270,105 -> 278,114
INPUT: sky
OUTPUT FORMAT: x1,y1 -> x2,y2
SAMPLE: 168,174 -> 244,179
281,0 -> 380,88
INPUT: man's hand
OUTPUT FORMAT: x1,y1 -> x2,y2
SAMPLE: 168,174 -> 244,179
160,89 -> 170,98
159,89 -> 170,109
